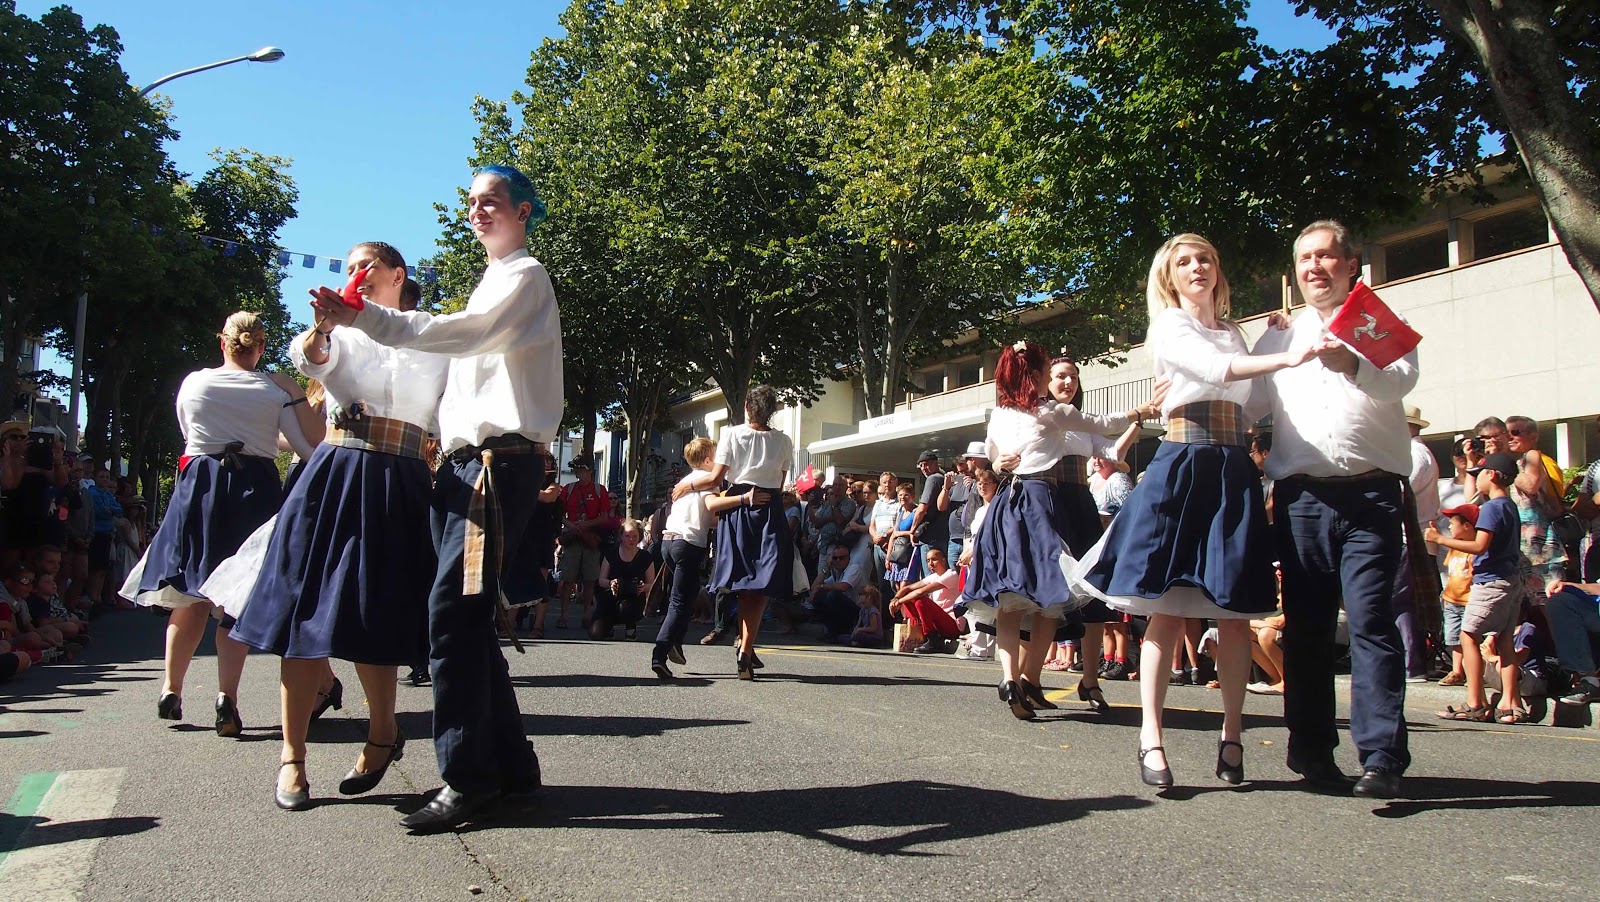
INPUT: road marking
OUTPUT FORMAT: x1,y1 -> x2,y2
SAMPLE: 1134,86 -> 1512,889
0,768 -> 127,901
0,771 -> 59,865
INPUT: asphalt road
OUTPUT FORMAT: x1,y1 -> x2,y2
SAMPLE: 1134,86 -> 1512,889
2,610 -> 1597,901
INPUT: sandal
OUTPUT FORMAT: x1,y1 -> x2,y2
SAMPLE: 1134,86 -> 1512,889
1436,703 -> 1492,722
1437,672 -> 1466,686
1496,707 -> 1533,725
1044,659 -> 1071,671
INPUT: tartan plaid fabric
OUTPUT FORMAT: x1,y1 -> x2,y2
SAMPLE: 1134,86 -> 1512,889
462,437 -> 549,597
1164,401 -> 1248,447
1059,455 -> 1090,487
325,416 -> 430,460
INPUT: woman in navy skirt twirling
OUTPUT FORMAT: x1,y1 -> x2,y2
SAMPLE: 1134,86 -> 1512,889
671,385 -> 792,680
209,242 -> 448,810
122,312 -> 315,737
1075,234 -> 1322,788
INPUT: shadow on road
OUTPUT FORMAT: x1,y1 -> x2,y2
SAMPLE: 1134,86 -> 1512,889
463,780 -> 1151,855
511,674 -> 714,690
1370,776 -> 1600,818
0,812 -> 161,852
390,711 -> 749,740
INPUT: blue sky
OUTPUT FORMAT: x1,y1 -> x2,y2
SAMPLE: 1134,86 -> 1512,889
21,0 -> 1331,392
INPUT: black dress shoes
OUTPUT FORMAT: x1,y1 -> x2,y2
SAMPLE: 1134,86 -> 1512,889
400,784 -> 502,833
1352,767 -> 1402,799
275,760 -> 311,811
1018,677 -> 1058,710
1287,756 -> 1355,791
339,734 -> 405,795
310,677 -> 344,721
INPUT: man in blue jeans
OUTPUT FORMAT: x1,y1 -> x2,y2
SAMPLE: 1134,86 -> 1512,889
1253,220 -> 1419,800
1544,580 -> 1600,705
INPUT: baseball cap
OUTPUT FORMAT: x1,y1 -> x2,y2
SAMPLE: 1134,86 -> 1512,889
1467,452 -> 1517,480
1440,503 -> 1479,526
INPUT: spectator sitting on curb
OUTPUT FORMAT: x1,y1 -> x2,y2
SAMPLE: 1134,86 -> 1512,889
848,585 -> 884,647
890,547 -> 964,655
1542,579 -> 1600,706
811,544 -> 869,642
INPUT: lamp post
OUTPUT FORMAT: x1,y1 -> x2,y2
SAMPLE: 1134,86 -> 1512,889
65,47 -> 284,453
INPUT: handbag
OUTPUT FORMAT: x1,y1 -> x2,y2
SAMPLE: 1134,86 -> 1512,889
888,534 -> 913,567
1552,511 -> 1586,548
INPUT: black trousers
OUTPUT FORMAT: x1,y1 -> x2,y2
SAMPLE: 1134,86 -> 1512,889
655,539 -> 706,663
427,450 -> 540,795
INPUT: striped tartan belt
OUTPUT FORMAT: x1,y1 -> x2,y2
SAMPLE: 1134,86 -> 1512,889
461,435 -> 549,597
325,415 -> 430,461
1164,401 -> 1248,447
1057,455 -> 1090,487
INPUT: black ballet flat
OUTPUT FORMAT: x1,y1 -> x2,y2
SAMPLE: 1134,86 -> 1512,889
1019,678 -> 1058,710
1215,740 -> 1245,785
157,692 -> 183,721
339,734 -> 405,795
999,681 -> 1036,720
215,695 -> 243,738
276,760 -> 311,811
310,677 -> 344,722
1139,746 -> 1174,788
1077,682 -> 1109,715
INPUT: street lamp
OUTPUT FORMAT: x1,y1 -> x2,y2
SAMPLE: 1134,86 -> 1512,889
138,46 -> 285,96
66,47 -> 284,452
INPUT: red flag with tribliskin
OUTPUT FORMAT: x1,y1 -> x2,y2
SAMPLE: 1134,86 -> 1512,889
1325,281 -> 1421,369
794,465 -> 817,495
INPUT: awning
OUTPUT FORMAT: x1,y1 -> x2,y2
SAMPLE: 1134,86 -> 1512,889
806,407 -> 992,471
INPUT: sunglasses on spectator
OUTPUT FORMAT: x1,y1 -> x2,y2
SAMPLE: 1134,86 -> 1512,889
1508,428 -> 1531,437
1478,432 -> 1503,440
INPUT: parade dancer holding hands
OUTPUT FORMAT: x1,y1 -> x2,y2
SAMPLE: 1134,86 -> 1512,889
311,164 -> 560,832
1078,234 -> 1324,788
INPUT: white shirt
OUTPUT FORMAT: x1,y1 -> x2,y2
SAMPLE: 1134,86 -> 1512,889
663,472 -> 714,547
1252,308 -> 1418,479
870,496 -> 902,537
1149,308 -> 1255,415
293,328 -> 448,433
926,567 -> 962,613
1410,438 -> 1441,528
176,369 -> 313,459
715,424 -> 792,487
352,249 -> 562,453
985,401 -> 1129,475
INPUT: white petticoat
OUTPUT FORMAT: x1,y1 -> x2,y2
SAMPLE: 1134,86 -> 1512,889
197,514 -> 278,621
118,551 -> 207,610
1071,531 -> 1257,621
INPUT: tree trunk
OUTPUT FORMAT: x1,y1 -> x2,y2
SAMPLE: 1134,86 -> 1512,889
1429,0 -> 1600,310
578,380 -> 597,461
0,301 -> 30,412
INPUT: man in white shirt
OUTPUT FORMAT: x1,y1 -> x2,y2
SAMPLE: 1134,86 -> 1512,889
312,164 -> 558,831
890,548 -> 964,654
1252,220 -> 1419,801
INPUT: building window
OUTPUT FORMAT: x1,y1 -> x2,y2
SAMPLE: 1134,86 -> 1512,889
1383,229 -> 1448,282
1473,205 -> 1549,261
955,360 -> 982,388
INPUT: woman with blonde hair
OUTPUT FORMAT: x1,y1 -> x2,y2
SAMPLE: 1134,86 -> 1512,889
124,311 -> 315,739
1077,234 -> 1322,787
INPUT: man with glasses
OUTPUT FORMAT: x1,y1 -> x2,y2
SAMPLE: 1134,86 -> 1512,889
1474,417 -> 1509,459
809,544 -> 867,642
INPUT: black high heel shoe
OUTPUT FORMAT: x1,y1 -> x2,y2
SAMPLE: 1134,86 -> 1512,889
1139,746 -> 1174,788
737,653 -> 756,681
1215,739 -> 1244,785
1019,677 -> 1058,710
215,695 -> 243,737
310,677 -> 344,722
999,681 -> 1036,720
339,734 -> 406,795
1077,682 -> 1109,714
276,760 -> 311,811
157,692 -> 183,721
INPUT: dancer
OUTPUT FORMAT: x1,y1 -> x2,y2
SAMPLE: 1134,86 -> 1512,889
1078,234 -> 1321,787
211,242 -> 448,811
670,385 -> 793,680
652,438 -> 716,679
123,312 -> 314,737
1253,221 -> 1420,799
310,164 -> 559,832
968,341 -> 1154,720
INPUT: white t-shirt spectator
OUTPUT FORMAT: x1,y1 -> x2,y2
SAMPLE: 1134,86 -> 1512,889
714,424 -> 792,488
927,567 -> 962,614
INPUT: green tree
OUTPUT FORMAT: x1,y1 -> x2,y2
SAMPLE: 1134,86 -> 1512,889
1297,0 -> 1600,311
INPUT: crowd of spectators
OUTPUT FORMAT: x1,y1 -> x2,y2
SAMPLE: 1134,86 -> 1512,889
1,421 -> 149,683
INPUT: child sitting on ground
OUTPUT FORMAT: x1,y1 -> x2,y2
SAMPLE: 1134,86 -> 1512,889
849,585 -> 884,647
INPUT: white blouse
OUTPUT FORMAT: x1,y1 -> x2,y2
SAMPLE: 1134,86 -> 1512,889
293,328 -> 448,433
353,249 -> 562,454
176,369 -> 314,460
985,401 -> 1130,475
715,424 -> 793,487
1149,307 -> 1254,414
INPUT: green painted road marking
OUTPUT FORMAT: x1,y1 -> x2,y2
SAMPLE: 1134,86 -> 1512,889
0,771 -> 61,867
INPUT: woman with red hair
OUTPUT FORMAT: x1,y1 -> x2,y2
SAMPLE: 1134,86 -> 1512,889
967,340 -> 1157,719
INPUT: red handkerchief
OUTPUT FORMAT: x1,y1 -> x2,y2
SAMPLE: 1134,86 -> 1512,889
1326,282 -> 1420,369
794,464 -> 817,495
339,267 -> 369,310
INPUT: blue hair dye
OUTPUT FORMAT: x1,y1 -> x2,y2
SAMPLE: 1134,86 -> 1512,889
474,164 -> 548,235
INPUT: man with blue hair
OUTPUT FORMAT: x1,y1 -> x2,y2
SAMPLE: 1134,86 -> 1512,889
312,163 -> 559,832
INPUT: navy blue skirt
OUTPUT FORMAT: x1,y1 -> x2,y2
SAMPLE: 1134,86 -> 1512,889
137,454 -> 282,599
1057,482 -> 1116,625
710,484 -> 793,596
1081,441 -> 1276,615
967,477 -> 1073,612
230,443 -> 434,664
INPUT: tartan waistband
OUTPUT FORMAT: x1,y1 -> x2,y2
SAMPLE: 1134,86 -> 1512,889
1164,401 -> 1247,447
450,434 -> 548,463
1057,455 -> 1089,487
325,416 -> 430,461
461,435 -> 552,597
